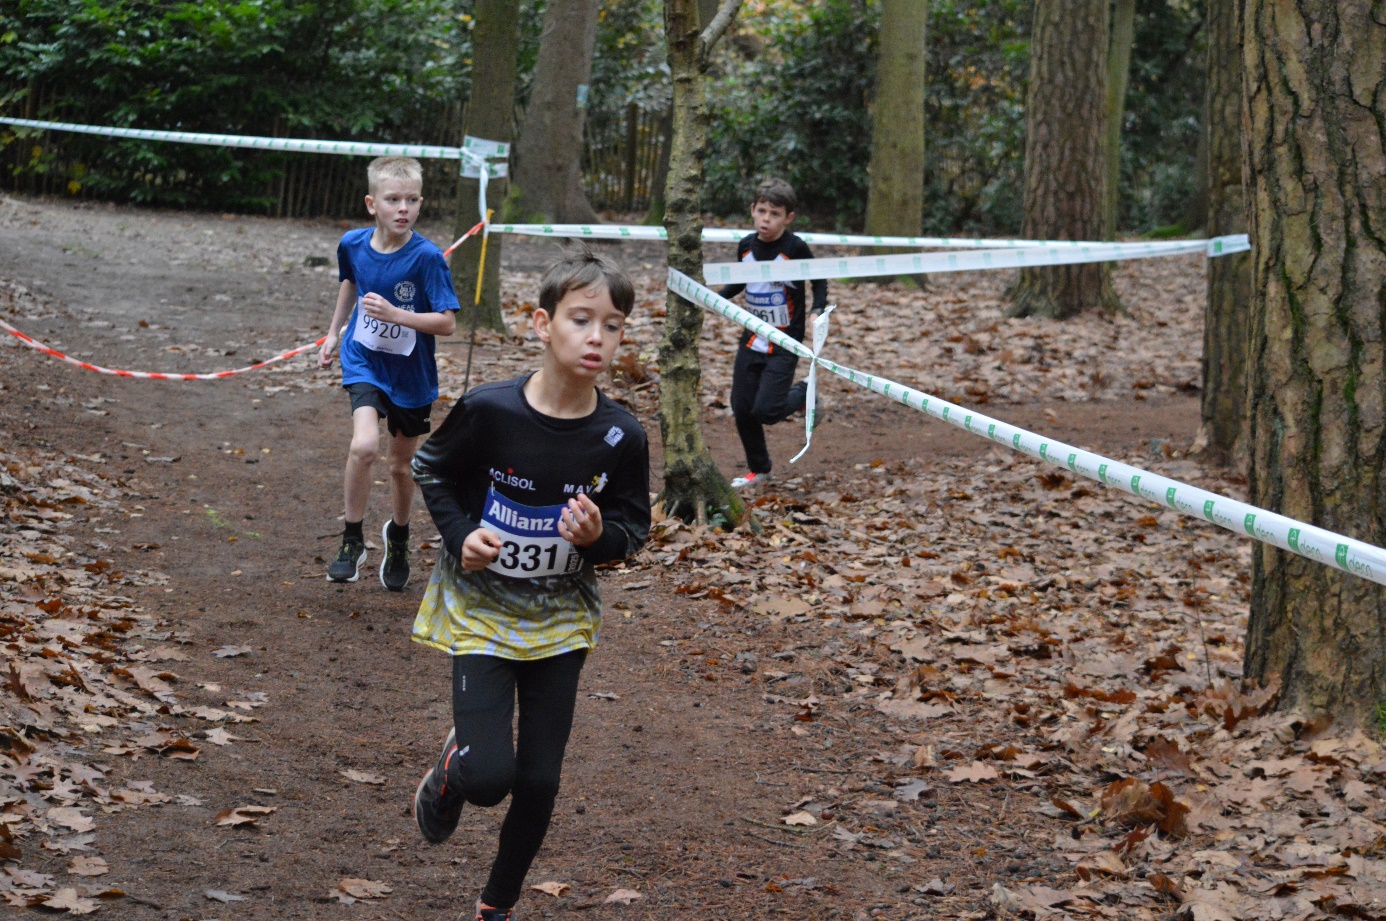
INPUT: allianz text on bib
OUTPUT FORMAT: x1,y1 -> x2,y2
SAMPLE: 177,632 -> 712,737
480,486 -> 583,578
743,251 -> 790,353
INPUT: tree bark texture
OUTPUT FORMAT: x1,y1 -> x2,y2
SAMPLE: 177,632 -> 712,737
1199,0 -> 1251,464
1103,0 -> 1135,239
1242,1 -> 1386,727
864,0 -> 927,241
657,0 -> 742,524
510,0 -> 600,224
1008,0 -> 1120,320
449,0 -> 520,334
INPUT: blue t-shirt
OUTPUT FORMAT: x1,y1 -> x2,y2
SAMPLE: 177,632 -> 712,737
337,228 -> 460,409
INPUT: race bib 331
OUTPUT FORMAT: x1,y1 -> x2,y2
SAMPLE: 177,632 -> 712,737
480,486 -> 583,578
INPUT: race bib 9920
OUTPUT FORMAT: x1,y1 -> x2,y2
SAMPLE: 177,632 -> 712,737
353,296 -> 417,356
480,487 -> 583,578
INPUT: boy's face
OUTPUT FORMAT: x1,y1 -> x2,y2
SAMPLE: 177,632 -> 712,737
365,177 -> 423,236
535,283 -> 627,380
752,200 -> 794,242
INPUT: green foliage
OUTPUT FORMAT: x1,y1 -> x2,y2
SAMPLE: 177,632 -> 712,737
1119,0 -> 1207,232
924,0 -> 1030,235
703,0 -> 876,228
591,0 -> 668,110
0,0 -> 473,209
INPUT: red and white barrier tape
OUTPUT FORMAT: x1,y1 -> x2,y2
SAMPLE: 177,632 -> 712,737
0,317 -> 325,381
442,220 -> 487,259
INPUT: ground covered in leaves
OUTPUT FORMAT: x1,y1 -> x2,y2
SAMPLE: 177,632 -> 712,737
2,194 -> 1384,921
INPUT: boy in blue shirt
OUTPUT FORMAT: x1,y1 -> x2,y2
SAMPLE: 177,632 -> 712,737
318,156 -> 459,590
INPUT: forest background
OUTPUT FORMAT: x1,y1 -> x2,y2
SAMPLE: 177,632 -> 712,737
0,0 -> 1208,237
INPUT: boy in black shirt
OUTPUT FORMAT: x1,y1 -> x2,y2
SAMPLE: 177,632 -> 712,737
717,177 -> 828,488
409,250 -> 650,921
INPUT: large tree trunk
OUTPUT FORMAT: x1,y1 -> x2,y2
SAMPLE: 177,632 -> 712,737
1103,0 -> 1135,239
1197,0 -> 1250,465
864,0 -> 926,240
509,0 -> 600,224
449,0 -> 520,335
1242,1 -> 1386,728
1007,0 -> 1119,320
658,0 -> 744,524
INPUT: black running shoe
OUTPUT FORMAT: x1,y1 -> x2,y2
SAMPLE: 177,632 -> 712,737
476,901 -> 514,921
379,521 -> 410,592
326,535 -> 366,583
413,728 -> 464,844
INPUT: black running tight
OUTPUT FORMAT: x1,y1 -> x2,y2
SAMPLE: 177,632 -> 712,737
447,650 -> 586,910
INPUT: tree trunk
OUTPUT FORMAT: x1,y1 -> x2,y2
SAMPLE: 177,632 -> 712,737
1198,0 -> 1250,465
643,105 -> 674,225
658,0 -> 744,524
1007,0 -> 1119,320
864,0 -> 927,284
1242,1 -> 1386,728
1103,0 -> 1135,239
509,0 -> 600,224
449,0 -> 521,335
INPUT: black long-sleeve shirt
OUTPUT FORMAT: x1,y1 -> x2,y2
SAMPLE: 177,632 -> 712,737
717,232 -> 829,349
412,375 -> 651,571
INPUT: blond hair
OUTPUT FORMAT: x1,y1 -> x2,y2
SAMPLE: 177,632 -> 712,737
367,156 -> 423,193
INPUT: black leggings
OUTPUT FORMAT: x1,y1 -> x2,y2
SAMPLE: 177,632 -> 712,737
447,650 -> 587,910
731,345 -> 806,474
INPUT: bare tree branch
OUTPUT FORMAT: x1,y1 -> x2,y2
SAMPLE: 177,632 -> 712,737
698,0 -> 745,57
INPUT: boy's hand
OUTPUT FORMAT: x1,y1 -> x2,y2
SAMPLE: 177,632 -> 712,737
461,528 -> 503,570
558,494 -> 603,547
317,331 -> 339,369
360,292 -> 404,325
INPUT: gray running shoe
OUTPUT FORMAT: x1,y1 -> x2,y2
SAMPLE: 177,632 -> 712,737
413,728 -> 465,844
326,535 -> 366,583
379,521 -> 410,592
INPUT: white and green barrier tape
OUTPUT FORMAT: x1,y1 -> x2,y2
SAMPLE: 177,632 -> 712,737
702,235 -> 1251,284
667,269 -> 1386,588
492,222 -> 1250,253
0,116 -> 510,225
0,117 -> 506,171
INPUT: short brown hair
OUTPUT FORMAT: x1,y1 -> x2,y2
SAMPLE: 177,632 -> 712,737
538,247 -> 636,317
367,156 -> 423,193
753,177 -> 797,212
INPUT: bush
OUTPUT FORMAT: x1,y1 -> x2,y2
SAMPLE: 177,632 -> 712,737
0,0 -> 473,211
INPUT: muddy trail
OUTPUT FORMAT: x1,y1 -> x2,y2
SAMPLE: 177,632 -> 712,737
3,194 -> 1324,921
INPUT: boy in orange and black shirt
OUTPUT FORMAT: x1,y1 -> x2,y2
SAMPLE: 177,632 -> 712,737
716,177 -> 828,488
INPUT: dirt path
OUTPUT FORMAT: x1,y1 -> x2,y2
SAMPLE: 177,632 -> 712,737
2,194 -> 1230,921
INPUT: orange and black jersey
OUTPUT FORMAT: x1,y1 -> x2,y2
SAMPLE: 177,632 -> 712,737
717,232 -> 828,351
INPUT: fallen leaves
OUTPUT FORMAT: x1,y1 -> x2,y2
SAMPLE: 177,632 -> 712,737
602,888 -> 641,906
40,888 -> 99,915
213,805 -> 276,827
945,761 -> 999,784
340,769 -> 385,785
331,878 -> 392,904
204,889 -> 248,903
531,881 -> 570,897
46,808 -> 95,834
67,857 -> 107,877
